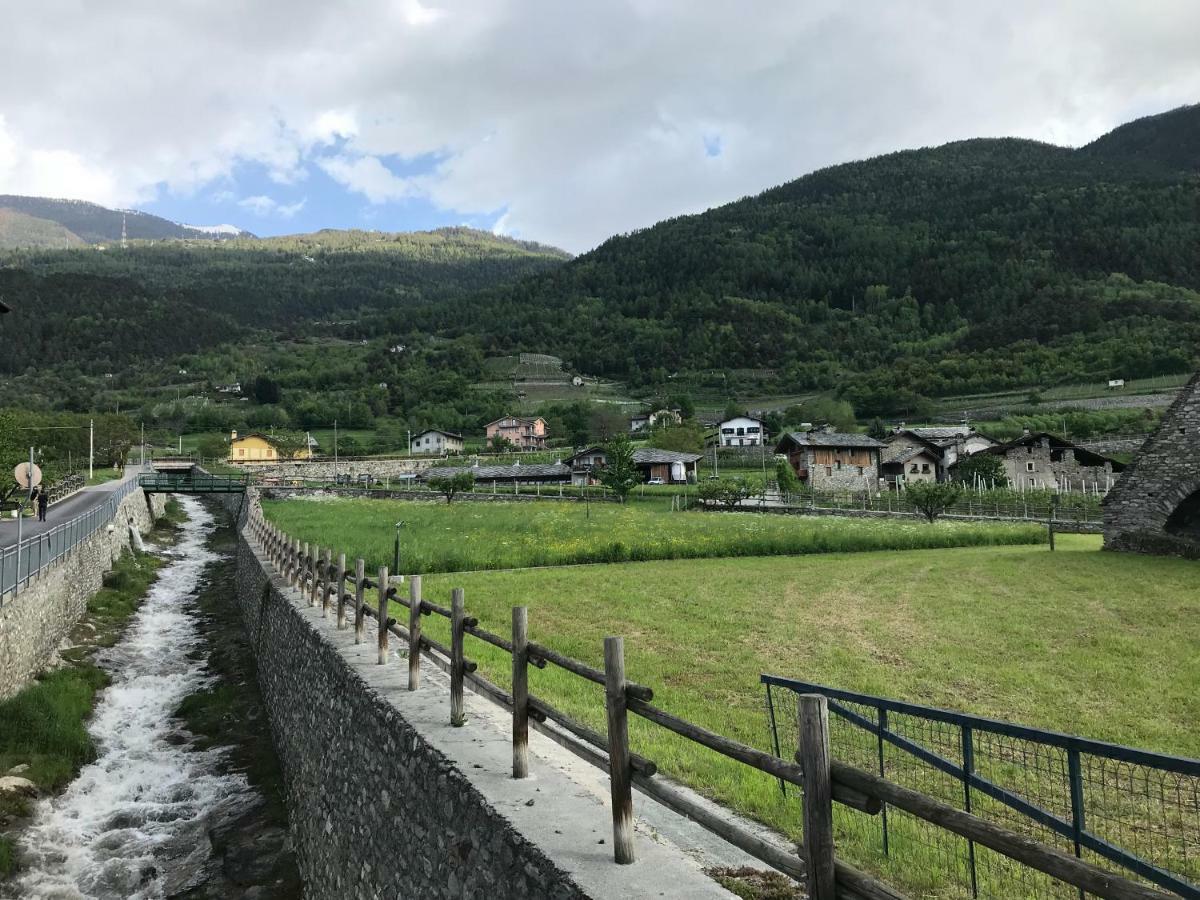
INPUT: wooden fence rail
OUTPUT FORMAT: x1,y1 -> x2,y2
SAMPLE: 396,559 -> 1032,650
246,507 -> 1178,900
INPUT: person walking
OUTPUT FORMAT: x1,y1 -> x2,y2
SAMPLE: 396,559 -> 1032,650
36,487 -> 49,522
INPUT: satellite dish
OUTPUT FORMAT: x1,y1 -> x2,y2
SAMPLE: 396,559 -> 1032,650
14,462 -> 42,489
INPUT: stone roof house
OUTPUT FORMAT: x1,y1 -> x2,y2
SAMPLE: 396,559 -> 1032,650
775,432 -> 885,492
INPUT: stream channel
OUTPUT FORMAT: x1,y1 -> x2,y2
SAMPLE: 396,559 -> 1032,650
5,496 -> 301,899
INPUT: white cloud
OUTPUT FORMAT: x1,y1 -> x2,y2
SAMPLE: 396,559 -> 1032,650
238,194 -> 306,218
317,154 -> 419,203
0,1 -> 1197,251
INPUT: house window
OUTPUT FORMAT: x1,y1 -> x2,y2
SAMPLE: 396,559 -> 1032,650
736,428 -> 745,436
857,466 -> 864,475
747,426 -> 760,434
1026,462 -> 1035,472
909,464 -> 919,473
836,461 -> 842,470
921,464 -> 930,474
238,448 -> 245,457
721,428 -> 734,435
825,466 -> 833,477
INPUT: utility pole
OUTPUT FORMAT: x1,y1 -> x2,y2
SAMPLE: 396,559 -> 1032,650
140,421 -> 145,467
334,419 -> 339,481
89,418 -> 94,480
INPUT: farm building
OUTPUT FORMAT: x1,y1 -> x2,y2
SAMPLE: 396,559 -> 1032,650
563,447 -> 701,485
881,446 -> 941,487
629,409 -> 683,433
485,416 -> 547,451
409,429 -> 464,455
775,431 -> 885,491
976,431 -> 1124,492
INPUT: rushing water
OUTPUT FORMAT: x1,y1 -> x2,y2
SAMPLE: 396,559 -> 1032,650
9,497 -> 260,900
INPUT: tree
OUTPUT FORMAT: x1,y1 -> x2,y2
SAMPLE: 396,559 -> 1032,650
795,397 -> 857,432
252,375 -> 282,404
723,400 -> 742,422
903,481 -> 964,523
597,434 -> 640,502
489,434 -> 517,453
775,458 -> 801,494
196,434 -> 227,461
669,394 -> 696,420
697,475 -> 756,509
649,421 -> 705,453
266,430 -> 310,461
953,452 -> 1008,489
427,470 -> 475,503
867,417 -> 889,441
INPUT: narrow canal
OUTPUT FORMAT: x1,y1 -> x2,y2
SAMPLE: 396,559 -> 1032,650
7,497 -> 300,899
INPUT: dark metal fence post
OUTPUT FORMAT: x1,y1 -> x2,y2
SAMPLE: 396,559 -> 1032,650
604,636 -> 635,864
962,726 -> 979,897
765,684 -> 786,797
1068,749 -> 1086,900
512,606 -> 529,778
798,693 -> 836,900
877,707 -> 890,856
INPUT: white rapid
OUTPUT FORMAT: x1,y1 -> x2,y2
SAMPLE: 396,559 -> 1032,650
9,497 -> 258,900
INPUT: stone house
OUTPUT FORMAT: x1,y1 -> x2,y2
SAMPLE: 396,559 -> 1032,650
409,429 -> 464,456
485,416 -> 547,451
1104,372 -> 1200,556
977,432 -> 1123,491
774,432 -> 885,492
881,446 -> 941,487
885,426 -> 997,481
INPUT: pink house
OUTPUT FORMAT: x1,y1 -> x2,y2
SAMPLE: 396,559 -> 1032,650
486,416 -> 548,451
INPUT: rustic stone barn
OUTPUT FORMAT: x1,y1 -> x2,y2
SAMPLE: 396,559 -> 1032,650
1103,372 -> 1200,558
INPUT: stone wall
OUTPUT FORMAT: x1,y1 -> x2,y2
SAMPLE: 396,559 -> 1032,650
0,487 -> 167,699
999,439 -> 1116,492
232,506 -> 734,900
1104,373 -> 1200,556
229,457 -> 442,481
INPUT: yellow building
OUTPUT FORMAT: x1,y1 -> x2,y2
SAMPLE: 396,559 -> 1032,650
227,430 -> 314,463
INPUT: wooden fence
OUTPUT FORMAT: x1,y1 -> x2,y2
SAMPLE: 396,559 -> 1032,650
245,504 -> 1176,900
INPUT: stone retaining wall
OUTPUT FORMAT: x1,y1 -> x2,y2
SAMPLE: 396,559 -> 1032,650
0,487 -> 167,699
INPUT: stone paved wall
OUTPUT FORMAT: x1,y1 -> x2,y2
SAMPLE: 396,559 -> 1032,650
0,487 -> 166,699
1103,373 -> 1200,556
230,457 -> 442,481
234,538 -> 589,900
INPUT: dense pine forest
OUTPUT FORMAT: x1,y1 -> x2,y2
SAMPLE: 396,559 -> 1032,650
0,104 -> 1197,425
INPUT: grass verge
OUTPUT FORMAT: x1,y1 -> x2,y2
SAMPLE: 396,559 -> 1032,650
262,497 -> 1046,574
0,521 -> 174,878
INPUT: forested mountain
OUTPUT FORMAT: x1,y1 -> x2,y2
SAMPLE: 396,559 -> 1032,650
399,104 -> 1198,411
0,105 -> 1197,420
0,195 -> 252,244
0,208 -> 86,249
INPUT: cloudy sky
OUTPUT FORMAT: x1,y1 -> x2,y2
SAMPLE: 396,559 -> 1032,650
1,1 -> 1197,252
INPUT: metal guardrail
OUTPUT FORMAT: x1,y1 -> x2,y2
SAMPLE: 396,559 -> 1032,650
0,472 -> 142,602
762,675 -> 1200,899
137,473 -> 249,493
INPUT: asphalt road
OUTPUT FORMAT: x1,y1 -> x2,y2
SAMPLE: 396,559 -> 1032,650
0,469 -> 136,551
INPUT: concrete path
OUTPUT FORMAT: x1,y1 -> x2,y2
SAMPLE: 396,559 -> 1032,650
0,468 -> 137,551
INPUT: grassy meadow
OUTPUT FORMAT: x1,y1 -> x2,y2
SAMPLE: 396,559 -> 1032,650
261,497 -> 1046,574
259,495 -> 1197,895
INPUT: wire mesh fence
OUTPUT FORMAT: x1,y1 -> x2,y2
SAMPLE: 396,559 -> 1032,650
763,676 -> 1199,899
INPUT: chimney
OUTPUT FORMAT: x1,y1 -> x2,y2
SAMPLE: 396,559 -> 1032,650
1022,428 -> 1031,437
231,429 -> 238,441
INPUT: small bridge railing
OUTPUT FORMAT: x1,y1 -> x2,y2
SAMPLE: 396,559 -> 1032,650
138,473 -> 249,493
762,675 -> 1199,899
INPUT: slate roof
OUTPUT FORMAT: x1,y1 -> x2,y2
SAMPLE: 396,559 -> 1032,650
777,432 -> 886,449
977,432 -> 1125,471
884,446 -> 939,466
422,463 -> 570,481
632,448 -> 703,465
413,428 -> 463,440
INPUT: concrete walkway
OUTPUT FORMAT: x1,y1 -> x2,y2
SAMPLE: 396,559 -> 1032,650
0,468 -> 137,551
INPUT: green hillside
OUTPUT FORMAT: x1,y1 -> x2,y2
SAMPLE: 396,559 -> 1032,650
0,208 -> 85,250
0,195 -> 251,244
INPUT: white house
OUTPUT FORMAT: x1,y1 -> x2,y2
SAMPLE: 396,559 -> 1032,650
718,416 -> 767,447
410,429 -> 464,456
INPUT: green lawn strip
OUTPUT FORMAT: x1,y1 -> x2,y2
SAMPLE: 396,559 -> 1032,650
262,498 -> 1045,575
384,537 -> 1197,896
0,528 -> 173,877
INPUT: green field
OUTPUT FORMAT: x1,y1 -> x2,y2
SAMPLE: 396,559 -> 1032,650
262,498 -> 1046,574
260,495 -> 1197,895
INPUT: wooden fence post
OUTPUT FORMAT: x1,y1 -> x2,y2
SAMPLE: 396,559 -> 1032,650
604,636 -> 635,864
798,693 -> 836,900
333,554 -> 348,628
408,575 -> 422,690
512,606 -> 529,778
289,540 -> 299,586
301,542 -> 310,592
377,567 -> 390,664
354,558 -> 366,643
311,546 -> 325,606
1048,501 -> 1057,551
331,552 -> 345,621
450,588 -> 466,726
